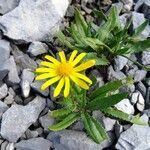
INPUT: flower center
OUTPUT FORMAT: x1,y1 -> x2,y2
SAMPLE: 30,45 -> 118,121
57,62 -> 73,76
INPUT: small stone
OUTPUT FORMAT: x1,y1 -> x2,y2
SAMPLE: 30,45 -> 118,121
119,13 -> 129,28
114,56 -> 128,71
0,0 -> 20,14
116,120 -> 150,149
47,130 -> 113,150
0,0 -> 69,43
1,141 -> 9,150
141,51 -> 150,65
15,138 -> 52,150
31,80 -> 49,97
115,99 -> 135,114
134,70 -> 147,82
4,87 -> 15,105
136,81 -> 146,97
0,84 -> 8,99
0,101 -> 9,118
131,92 -> 139,104
6,143 -> 15,150
121,0 -> 133,12
0,96 -> 46,142
21,69 -> 35,98
0,40 -> 11,66
132,12 -> 150,38
71,121 -> 84,131
136,92 -> 145,111
25,129 -> 39,139
28,42 -> 48,56
39,113 -> 55,131
115,121 -> 123,138
108,66 -> 126,81
102,117 -> 116,131
0,56 -> 20,84
127,65 -> 138,76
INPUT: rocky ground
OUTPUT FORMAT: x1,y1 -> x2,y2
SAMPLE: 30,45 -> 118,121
0,0 -> 150,150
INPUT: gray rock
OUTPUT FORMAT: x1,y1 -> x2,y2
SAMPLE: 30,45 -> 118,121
21,69 -> 35,98
116,122 -> 150,149
1,141 -> 9,150
4,87 -> 15,105
132,12 -> 150,38
0,83 -> 8,99
114,56 -> 128,71
0,0 -> 69,43
47,130 -> 113,150
71,121 -> 84,131
25,129 -> 39,139
12,47 -> 37,71
31,80 -> 49,97
142,51 -> 150,65
28,42 -> 48,56
0,40 -> 11,66
0,96 -> 46,142
0,0 -> 20,14
0,56 -> 20,84
136,92 -> 145,111
0,101 -> 9,118
115,121 -> 123,138
115,99 -> 135,114
108,66 -> 126,81
39,113 -> 55,131
121,0 -> 133,12
119,13 -> 129,28
15,138 -> 52,150
134,70 -> 147,82
131,92 -> 139,104
127,65 -> 138,76
136,81 -> 146,97
102,117 -> 116,131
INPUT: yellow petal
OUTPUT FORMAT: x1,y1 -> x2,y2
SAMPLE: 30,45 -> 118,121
45,55 -> 60,65
35,72 -> 57,80
69,50 -> 78,63
59,51 -> 66,62
40,61 -> 57,69
53,77 -> 65,97
35,68 -> 55,73
64,77 -> 70,97
70,75 -> 89,90
74,60 -> 95,72
73,72 -> 92,84
71,53 -> 86,66
41,76 -> 61,90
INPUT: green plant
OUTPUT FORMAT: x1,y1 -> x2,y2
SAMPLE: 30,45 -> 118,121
57,6 -> 150,70
49,77 -> 146,144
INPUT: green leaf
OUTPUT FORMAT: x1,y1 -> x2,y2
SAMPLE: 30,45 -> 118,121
81,113 -> 108,144
49,108 -> 72,118
103,107 -> 147,125
56,31 -> 75,49
90,79 -> 124,100
88,93 -> 128,111
49,113 -> 80,131
133,20 -> 149,37
84,52 -> 109,65
128,39 -> 150,53
75,8 -> 88,35
93,9 -> 108,22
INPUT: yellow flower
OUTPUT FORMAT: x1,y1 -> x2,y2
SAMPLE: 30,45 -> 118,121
35,50 -> 95,97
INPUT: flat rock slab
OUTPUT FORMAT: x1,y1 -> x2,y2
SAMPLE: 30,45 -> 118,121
0,0 -> 69,43
0,96 -> 46,142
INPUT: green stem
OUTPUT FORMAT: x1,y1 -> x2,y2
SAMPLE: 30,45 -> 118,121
121,55 -> 150,71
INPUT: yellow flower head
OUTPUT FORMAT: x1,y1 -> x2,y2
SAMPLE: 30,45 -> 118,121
35,50 -> 95,97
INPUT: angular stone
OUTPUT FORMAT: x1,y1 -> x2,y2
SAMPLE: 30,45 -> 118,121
0,96 -> 46,142
0,83 -> 8,99
0,56 -> 20,84
31,80 -> 49,97
115,99 -> 135,114
0,0 -> 69,43
28,42 -> 48,56
47,130 -> 113,150
121,0 -> 133,12
15,138 -> 52,150
0,40 -> 11,66
39,113 -> 55,131
116,123 -> 150,149
142,51 -> 150,65
136,81 -> 146,97
132,12 -> 150,38
134,70 -> 147,82
102,117 -> 116,131
21,69 -> 35,98
136,92 -> 145,111
0,0 -> 20,14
